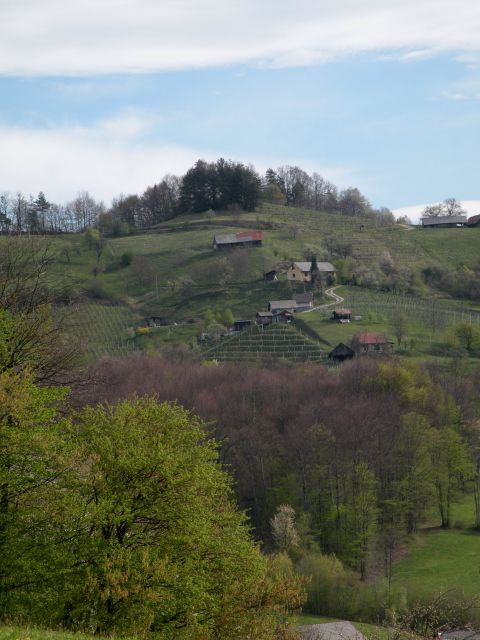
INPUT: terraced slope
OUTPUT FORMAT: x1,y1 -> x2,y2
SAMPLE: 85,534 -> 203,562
204,323 -> 325,363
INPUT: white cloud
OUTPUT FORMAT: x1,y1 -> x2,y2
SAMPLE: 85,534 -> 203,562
0,120 -> 209,203
2,0 -> 480,75
0,117 -> 354,204
440,77 -> 480,101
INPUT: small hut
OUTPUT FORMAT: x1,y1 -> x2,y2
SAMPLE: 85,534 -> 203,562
332,308 -> 352,321
328,343 -> 355,363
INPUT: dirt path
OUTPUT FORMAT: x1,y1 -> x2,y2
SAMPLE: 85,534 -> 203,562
304,286 -> 345,313
298,621 -> 366,640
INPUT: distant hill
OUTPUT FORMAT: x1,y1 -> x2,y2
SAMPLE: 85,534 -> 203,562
42,202 -> 480,362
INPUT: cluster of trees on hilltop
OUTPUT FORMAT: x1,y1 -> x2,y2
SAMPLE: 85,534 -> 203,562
263,166 -> 393,221
423,198 -> 467,218
0,158 -> 392,234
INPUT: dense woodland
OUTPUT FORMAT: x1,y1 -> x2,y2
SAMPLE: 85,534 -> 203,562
83,356 -> 480,573
0,158 -> 393,234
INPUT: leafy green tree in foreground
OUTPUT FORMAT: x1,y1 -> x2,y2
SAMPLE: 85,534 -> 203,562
0,369 -> 69,619
1,389 -> 304,638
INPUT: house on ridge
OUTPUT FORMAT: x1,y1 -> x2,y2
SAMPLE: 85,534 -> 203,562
421,215 -> 466,228
467,214 -> 480,227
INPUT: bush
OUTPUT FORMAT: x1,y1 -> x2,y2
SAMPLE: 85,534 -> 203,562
120,251 -> 134,267
296,551 -> 393,622
82,279 -> 112,300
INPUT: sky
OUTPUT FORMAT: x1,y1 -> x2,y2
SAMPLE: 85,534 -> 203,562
1,0 -> 480,218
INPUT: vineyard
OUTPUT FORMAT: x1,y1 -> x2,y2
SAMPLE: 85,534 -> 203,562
68,303 -> 137,360
204,323 -> 325,363
258,203 -> 428,265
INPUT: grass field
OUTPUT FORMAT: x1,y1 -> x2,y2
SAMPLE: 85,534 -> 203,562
392,529 -> 480,602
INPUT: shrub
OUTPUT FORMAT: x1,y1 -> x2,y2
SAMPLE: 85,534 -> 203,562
120,251 -> 134,267
83,279 -> 112,300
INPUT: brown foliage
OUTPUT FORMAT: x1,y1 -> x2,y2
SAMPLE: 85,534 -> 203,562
77,357 -> 451,547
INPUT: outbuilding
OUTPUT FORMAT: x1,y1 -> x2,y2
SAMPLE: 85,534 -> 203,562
328,343 -> 356,363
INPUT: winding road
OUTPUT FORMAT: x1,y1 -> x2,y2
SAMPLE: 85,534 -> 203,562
304,286 -> 345,313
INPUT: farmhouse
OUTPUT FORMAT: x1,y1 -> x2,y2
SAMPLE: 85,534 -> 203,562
421,215 -> 467,228
351,332 -> 392,355
213,230 -> 263,250
293,292 -> 314,310
467,214 -> 480,227
287,261 -> 336,283
328,343 -> 355,363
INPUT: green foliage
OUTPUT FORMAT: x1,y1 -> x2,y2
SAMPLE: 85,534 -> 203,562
223,307 -> 235,327
83,227 -> 100,250
0,369 -> 70,619
446,322 -> 480,355
1,389 -> 304,638
119,251 -> 133,267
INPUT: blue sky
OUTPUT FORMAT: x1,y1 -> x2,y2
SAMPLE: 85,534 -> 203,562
1,0 -> 480,217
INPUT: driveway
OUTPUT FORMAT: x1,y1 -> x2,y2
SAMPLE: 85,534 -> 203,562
298,621 -> 366,640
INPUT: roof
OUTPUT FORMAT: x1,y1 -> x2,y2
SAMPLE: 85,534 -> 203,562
294,292 -> 313,304
355,332 -> 388,345
467,214 -> 480,226
256,311 -> 273,317
292,261 -> 336,272
334,308 -> 352,314
329,342 -> 355,356
236,230 -> 263,241
214,230 -> 263,244
269,300 -> 297,311
421,215 -> 467,226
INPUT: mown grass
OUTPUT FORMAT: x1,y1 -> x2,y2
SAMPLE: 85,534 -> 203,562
391,529 -> 480,604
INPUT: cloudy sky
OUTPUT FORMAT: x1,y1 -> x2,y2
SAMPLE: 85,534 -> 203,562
1,0 -> 480,215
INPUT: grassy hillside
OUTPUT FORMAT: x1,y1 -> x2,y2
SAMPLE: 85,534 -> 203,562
48,203 -> 480,361
0,628 -> 93,640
